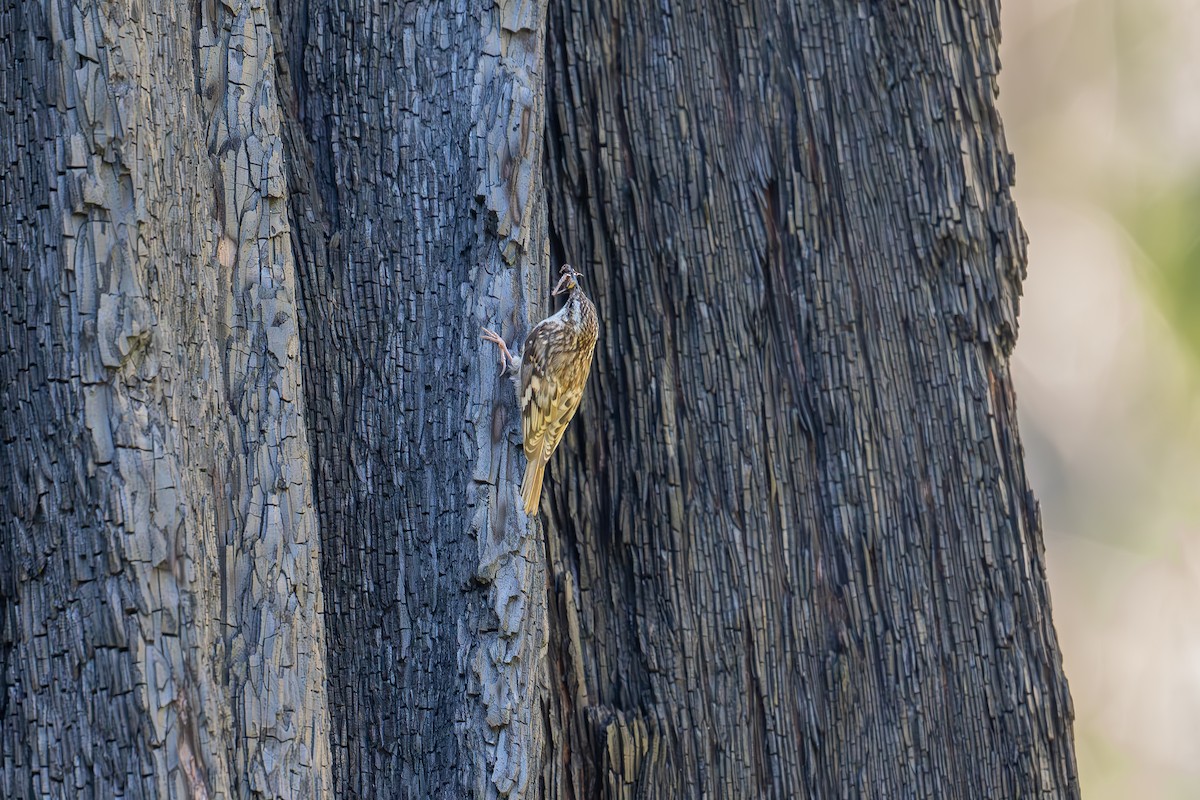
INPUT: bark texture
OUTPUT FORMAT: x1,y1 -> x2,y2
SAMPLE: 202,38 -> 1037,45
1,0 -> 1079,798
2,2 -> 330,797
538,1 -> 1079,798
271,0 -> 552,796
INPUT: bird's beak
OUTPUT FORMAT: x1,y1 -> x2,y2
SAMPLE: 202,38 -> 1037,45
551,272 -> 574,296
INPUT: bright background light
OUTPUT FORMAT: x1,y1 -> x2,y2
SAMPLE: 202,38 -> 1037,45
1000,1 -> 1200,796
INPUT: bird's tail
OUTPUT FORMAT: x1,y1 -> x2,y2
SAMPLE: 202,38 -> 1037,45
521,459 -> 546,515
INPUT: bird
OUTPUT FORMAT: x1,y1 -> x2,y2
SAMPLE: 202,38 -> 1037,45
482,264 -> 599,514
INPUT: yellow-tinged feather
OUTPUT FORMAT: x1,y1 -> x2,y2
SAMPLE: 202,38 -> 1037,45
521,459 -> 546,514
500,272 -> 598,515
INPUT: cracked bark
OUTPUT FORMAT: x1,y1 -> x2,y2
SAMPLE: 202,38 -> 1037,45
271,0 -> 550,796
2,0 -> 1078,798
2,2 -> 329,797
538,1 -> 1079,798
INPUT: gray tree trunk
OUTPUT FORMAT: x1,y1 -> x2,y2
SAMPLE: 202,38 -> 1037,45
2,1 -> 330,798
1,1 -> 1078,799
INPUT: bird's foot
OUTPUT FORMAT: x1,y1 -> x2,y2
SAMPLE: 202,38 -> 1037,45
481,327 -> 516,373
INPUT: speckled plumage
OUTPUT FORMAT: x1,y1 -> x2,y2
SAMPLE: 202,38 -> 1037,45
482,265 -> 598,514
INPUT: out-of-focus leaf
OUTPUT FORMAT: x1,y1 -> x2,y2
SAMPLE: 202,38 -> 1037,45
1126,182 -> 1200,361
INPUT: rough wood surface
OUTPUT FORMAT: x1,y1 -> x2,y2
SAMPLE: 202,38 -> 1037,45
1,0 -> 1080,797
272,0 -> 552,795
539,0 -> 1079,797
1,2 -> 330,797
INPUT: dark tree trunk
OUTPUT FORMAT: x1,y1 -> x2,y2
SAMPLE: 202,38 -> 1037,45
538,1 -> 1078,797
270,0 -> 551,795
1,0 -> 1078,798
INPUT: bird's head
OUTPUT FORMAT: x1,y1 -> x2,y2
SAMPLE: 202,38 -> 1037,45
552,264 -> 583,296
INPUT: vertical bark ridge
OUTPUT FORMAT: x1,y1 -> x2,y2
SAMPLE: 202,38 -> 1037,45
273,0 -> 553,795
542,1 -> 1078,797
1,1 -> 331,796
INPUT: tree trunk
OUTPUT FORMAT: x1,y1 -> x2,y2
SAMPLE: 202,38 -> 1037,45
270,0 -> 551,795
1,1 -> 330,797
1,1 -> 1078,799
538,1 -> 1078,797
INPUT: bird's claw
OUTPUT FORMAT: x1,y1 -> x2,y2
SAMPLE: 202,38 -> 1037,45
480,327 -> 513,372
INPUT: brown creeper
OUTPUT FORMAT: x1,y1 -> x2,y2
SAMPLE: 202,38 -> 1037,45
482,264 -> 599,514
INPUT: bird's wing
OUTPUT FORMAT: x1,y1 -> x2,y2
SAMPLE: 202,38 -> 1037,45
520,324 -> 586,467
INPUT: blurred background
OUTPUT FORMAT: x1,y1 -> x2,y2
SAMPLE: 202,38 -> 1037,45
999,0 -> 1200,796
